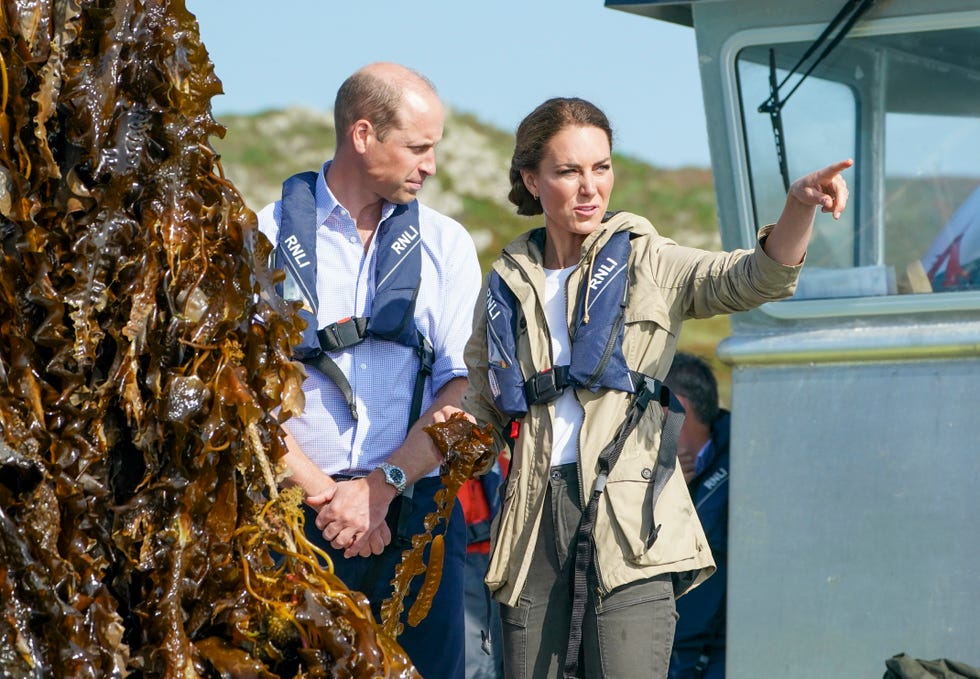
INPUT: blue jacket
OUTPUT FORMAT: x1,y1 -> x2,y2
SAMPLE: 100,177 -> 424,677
670,410 -> 730,679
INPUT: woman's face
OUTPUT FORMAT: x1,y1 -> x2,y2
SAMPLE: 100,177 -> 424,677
522,124 -> 614,239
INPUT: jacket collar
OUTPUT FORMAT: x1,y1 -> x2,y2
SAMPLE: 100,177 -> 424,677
500,210 -> 652,272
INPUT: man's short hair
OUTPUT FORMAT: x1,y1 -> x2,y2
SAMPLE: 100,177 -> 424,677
665,352 -> 719,426
334,67 -> 436,145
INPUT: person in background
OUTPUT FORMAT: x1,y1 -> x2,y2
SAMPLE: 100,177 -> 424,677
459,459 -> 506,678
461,95 -> 851,678
256,62 -> 482,678
666,353 -> 730,679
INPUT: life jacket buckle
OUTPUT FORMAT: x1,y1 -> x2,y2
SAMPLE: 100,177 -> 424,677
524,365 -> 571,405
317,316 -> 367,352
416,335 -> 435,376
633,375 -> 669,412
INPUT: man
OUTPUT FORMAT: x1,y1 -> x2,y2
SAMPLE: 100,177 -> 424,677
666,353 -> 730,679
256,62 -> 481,678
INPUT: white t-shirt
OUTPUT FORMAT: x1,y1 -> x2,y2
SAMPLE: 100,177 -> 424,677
543,266 -> 584,467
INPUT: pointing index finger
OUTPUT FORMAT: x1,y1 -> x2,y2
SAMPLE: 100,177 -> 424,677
825,158 -> 855,175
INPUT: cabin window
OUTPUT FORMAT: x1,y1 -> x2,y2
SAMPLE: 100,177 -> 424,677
884,113 -> 980,293
735,22 -> 980,300
737,60 -> 857,273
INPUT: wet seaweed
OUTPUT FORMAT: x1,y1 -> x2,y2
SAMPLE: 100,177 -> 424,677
380,413 -> 495,639
0,1 -> 415,676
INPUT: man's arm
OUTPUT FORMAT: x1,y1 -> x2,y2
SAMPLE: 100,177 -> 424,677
280,429 -> 336,496
307,376 -> 469,558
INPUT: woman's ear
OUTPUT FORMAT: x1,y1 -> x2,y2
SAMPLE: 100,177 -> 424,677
520,169 -> 538,199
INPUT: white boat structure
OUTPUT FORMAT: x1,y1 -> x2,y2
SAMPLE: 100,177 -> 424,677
606,1 -> 980,676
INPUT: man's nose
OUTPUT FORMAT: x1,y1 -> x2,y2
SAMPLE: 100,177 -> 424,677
420,148 -> 436,177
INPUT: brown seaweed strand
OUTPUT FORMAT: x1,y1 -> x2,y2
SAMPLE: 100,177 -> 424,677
407,533 -> 444,627
380,413 -> 495,637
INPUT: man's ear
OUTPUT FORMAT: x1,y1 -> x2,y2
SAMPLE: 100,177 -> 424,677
351,119 -> 372,154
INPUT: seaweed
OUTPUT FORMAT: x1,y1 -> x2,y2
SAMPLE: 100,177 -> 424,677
0,1 -> 416,676
380,413 -> 495,639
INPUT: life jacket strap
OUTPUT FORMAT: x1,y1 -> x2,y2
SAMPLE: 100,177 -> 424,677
524,365 -> 571,405
317,316 -> 370,352
524,366 -> 653,407
563,375 -> 684,679
387,335 -> 433,545
303,352 -> 359,421
302,330 -> 433,431
407,333 -> 435,434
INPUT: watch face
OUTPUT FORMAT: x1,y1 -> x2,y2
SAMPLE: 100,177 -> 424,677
382,463 -> 406,493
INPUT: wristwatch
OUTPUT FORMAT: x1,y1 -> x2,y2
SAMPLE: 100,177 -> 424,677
378,462 -> 408,496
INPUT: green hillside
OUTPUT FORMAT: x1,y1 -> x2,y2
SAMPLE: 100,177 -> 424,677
211,107 -> 734,403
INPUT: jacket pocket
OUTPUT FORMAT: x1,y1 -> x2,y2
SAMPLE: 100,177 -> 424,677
604,455 -> 696,565
499,594 -> 531,628
603,456 -> 660,561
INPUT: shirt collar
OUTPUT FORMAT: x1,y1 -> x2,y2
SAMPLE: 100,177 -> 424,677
694,439 -> 713,476
315,160 -> 397,228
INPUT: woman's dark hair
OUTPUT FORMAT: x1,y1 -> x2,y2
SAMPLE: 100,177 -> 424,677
508,97 -> 613,216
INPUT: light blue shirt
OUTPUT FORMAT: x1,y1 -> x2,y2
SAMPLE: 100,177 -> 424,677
257,161 -> 481,477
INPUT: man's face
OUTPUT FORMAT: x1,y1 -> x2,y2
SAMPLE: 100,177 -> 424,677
362,88 -> 444,205
674,393 -> 702,484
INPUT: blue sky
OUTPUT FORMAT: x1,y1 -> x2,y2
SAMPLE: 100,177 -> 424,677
188,0 -> 710,168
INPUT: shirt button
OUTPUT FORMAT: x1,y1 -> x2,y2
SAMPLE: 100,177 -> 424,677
360,363 -> 367,370
348,235 -> 357,244
641,467 -> 653,480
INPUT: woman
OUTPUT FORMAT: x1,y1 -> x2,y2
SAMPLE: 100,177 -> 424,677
461,97 -> 850,679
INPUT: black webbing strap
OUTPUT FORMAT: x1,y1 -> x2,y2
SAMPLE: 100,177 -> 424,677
303,352 -> 359,421
563,377 -> 684,679
392,333 -> 434,543
407,333 -> 435,435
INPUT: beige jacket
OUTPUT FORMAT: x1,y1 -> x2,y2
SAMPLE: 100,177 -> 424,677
462,212 -> 801,607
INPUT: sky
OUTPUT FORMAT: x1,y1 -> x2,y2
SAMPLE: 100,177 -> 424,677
187,0 -> 710,169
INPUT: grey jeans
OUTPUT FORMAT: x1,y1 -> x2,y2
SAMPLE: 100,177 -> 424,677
500,463 -> 676,679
